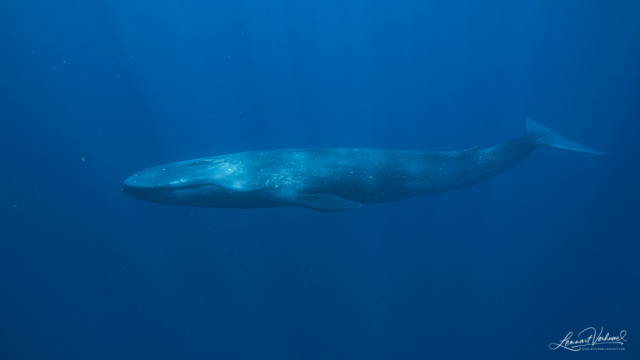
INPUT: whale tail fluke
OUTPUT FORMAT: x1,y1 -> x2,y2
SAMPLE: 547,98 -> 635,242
526,118 -> 605,155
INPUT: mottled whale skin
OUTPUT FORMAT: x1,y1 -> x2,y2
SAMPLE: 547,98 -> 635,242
123,119 -> 603,212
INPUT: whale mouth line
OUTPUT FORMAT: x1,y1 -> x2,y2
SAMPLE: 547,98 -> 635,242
162,184 -> 229,193
124,184 -> 229,194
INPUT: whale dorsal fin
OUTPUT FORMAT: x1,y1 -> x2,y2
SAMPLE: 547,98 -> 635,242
300,193 -> 362,212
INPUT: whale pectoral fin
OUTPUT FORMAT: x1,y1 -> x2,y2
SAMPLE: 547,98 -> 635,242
299,193 -> 362,212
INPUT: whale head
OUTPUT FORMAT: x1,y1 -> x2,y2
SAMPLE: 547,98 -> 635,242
122,156 -> 248,208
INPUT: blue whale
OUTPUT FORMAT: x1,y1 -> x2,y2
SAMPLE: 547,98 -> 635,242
123,119 -> 603,212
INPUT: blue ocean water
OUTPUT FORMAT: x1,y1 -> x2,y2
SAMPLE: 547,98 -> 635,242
1,0 -> 638,359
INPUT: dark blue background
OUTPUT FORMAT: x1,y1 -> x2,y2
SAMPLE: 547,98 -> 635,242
1,0 -> 638,359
